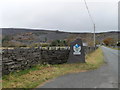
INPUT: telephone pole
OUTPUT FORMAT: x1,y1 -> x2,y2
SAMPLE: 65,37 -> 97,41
94,24 -> 96,47
83,0 -> 96,47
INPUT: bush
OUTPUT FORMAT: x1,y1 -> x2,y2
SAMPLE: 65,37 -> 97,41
28,43 -> 50,48
50,40 -> 68,46
103,37 -> 116,46
41,43 -> 50,47
2,35 -> 13,43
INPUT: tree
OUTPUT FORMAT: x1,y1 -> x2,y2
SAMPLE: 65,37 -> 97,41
103,37 -> 116,46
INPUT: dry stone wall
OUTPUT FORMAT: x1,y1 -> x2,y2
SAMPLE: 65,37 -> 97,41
2,46 -> 97,75
2,47 -> 70,75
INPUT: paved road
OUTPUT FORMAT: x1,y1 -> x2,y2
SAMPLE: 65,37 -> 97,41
38,46 -> 119,88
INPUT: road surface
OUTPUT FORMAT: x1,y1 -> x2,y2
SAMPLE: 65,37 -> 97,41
38,46 -> 119,88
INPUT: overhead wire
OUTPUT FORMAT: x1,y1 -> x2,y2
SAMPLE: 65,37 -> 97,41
83,0 -> 96,47
83,0 -> 95,25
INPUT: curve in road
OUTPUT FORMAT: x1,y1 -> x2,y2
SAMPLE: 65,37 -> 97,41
37,46 -> 119,88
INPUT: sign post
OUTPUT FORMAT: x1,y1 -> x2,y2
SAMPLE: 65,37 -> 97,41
68,38 -> 85,63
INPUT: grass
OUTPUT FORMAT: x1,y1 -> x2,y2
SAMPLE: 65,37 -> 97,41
112,48 -> 120,50
0,78 -> 2,90
106,46 -> 120,50
111,47 -> 120,50
2,48 -> 104,89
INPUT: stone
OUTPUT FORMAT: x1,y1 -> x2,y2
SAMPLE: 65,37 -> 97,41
2,45 -> 97,75
68,38 -> 85,63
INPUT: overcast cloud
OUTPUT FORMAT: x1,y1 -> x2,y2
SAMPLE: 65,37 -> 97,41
0,0 -> 119,32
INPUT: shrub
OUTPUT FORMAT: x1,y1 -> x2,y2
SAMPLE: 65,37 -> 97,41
50,40 -> 68,46
103,37 -> 116,46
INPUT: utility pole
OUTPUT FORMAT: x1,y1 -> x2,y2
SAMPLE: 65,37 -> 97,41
94,24 -> 96,47
83,0 -> 96,47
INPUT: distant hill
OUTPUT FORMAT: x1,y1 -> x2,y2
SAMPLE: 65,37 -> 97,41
1,28 -> 119,46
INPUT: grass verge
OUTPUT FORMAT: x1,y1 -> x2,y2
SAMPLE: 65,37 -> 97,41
106,46 -> 120,50
111,47 -> 120,50
2,48 -> 104,89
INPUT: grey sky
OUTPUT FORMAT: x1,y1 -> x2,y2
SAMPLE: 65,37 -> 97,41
0,0 -> 119,32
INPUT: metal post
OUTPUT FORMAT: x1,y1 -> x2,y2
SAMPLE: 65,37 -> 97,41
94,24 -> 96,47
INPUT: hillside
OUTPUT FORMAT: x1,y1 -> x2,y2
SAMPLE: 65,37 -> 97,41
1,28 -> 119,47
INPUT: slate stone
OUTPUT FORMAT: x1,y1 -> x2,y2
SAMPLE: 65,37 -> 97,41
2,45 -> 97,75
68,38 -> 85,63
